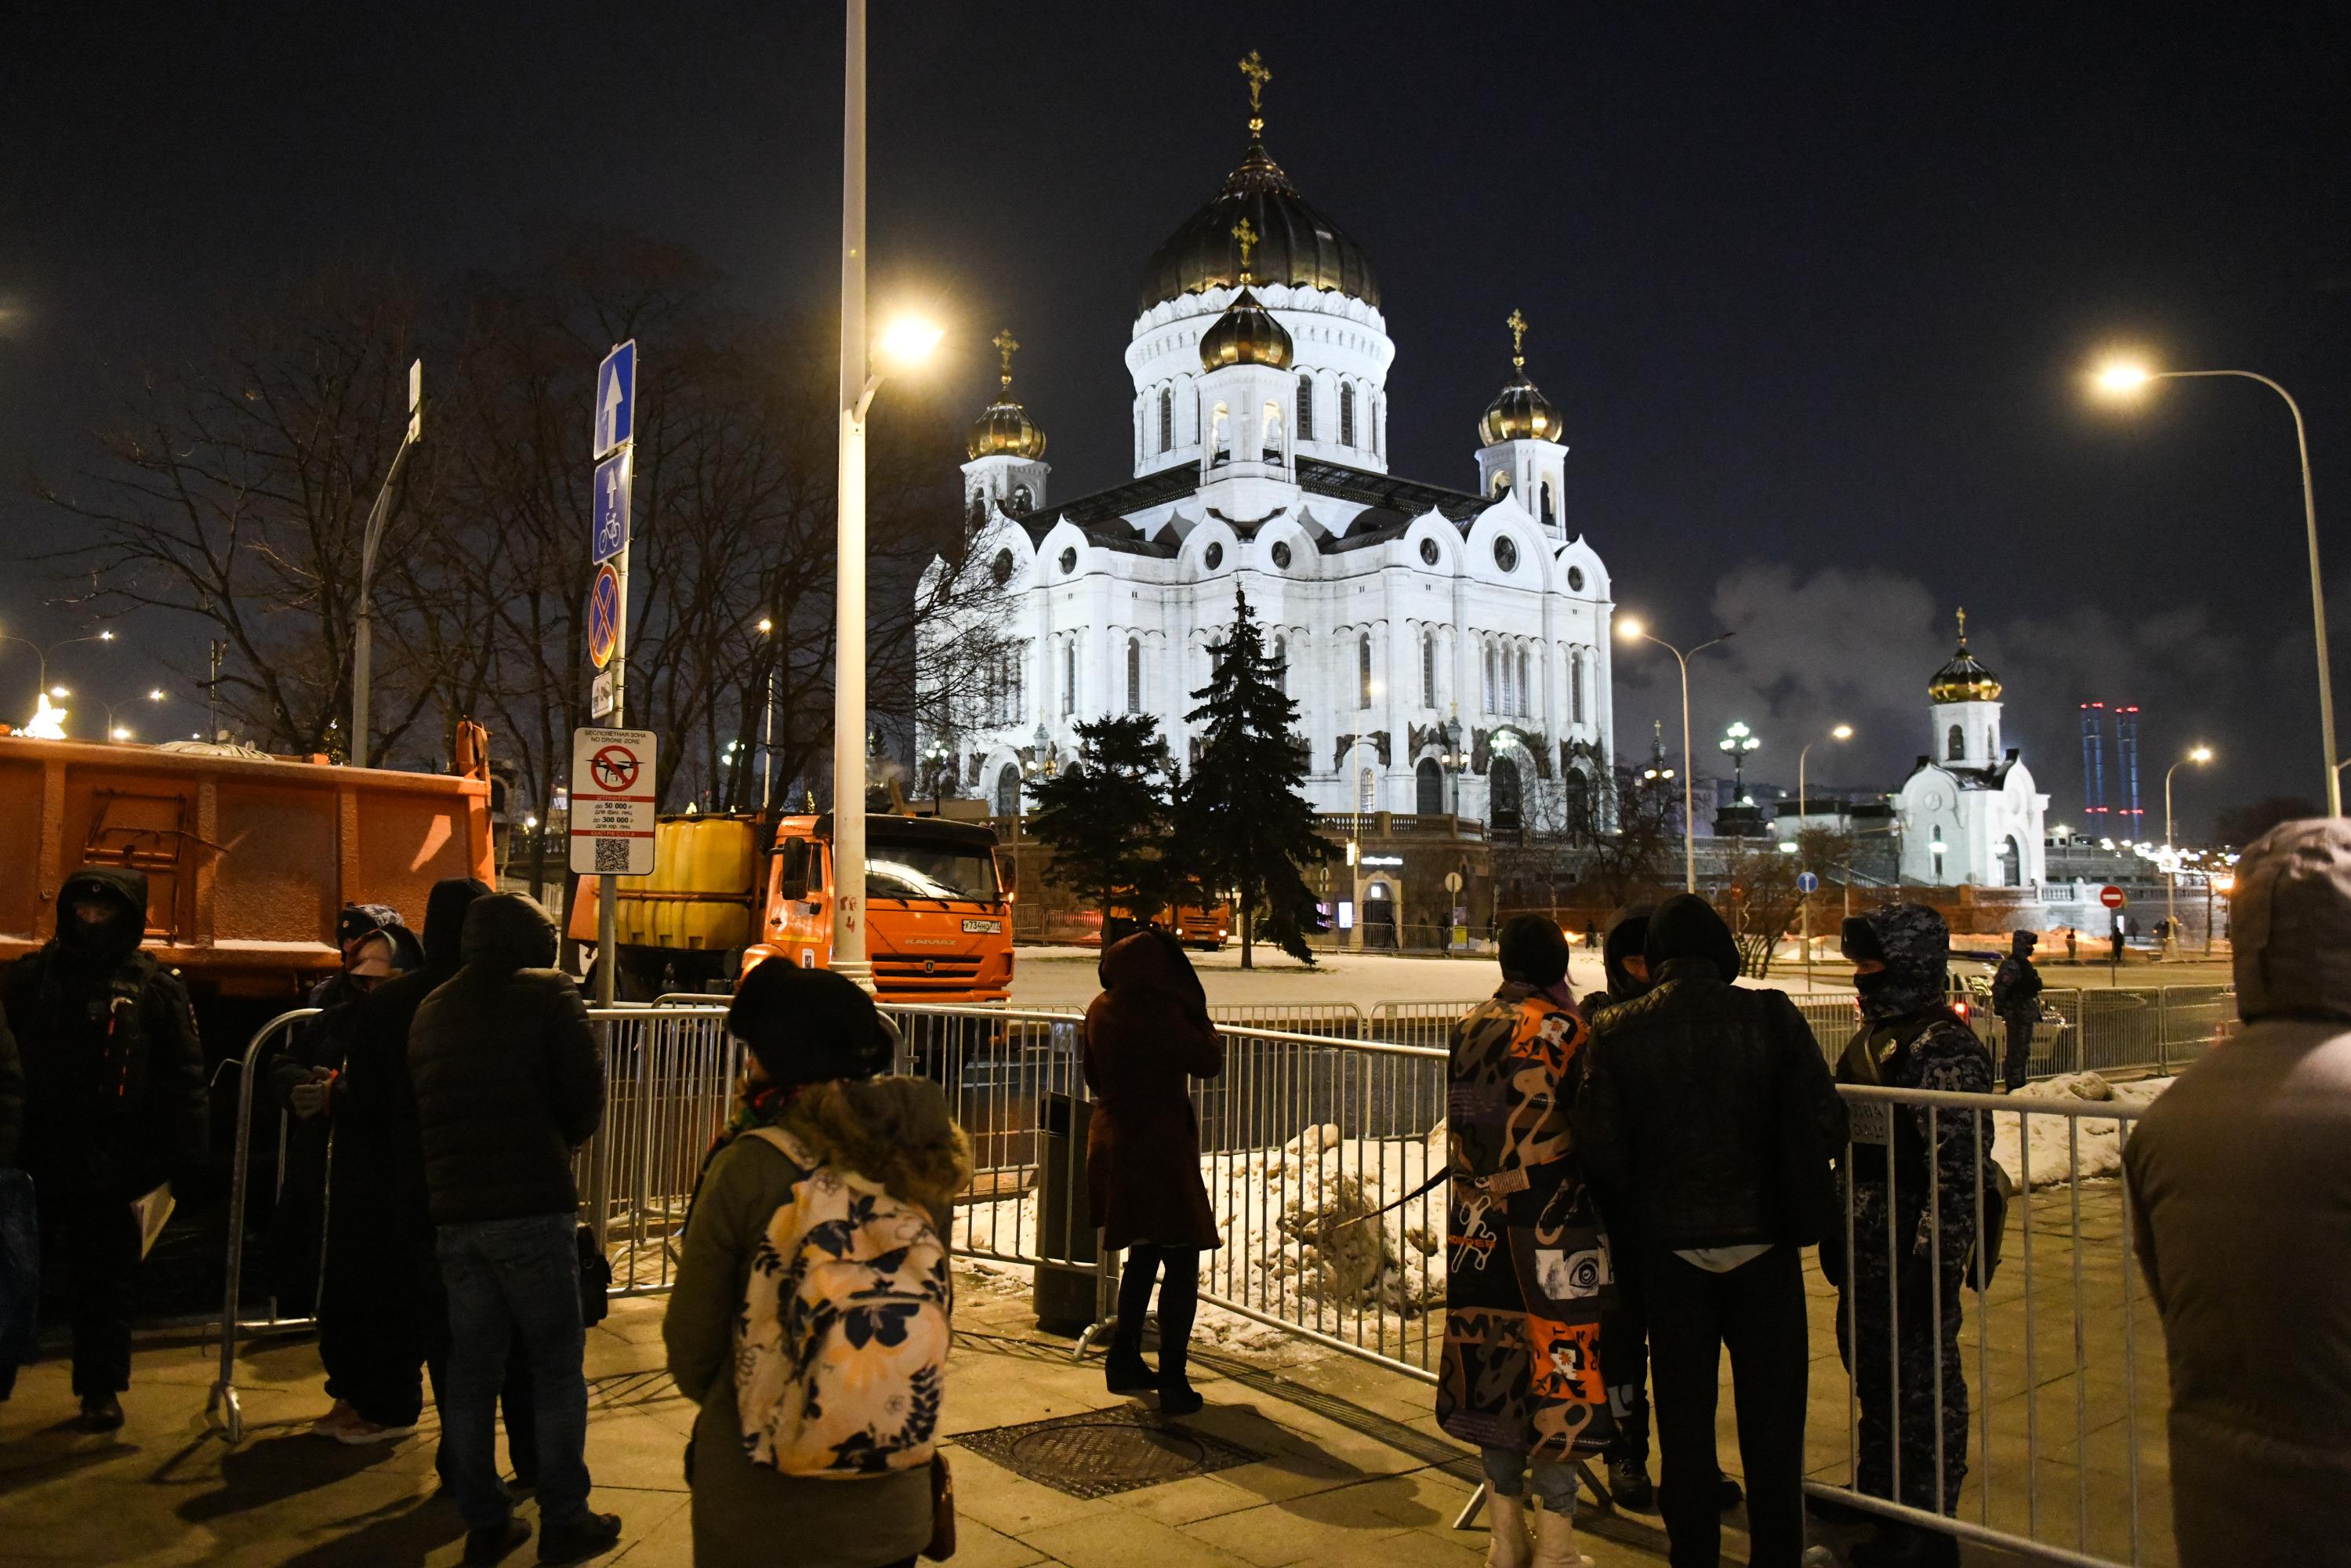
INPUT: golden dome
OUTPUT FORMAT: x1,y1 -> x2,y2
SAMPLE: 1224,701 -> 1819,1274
1928,610 -> 2002,702
1197,220 -> 1295,371
1478,310 -> 1566,446
966,328 -> 1047,460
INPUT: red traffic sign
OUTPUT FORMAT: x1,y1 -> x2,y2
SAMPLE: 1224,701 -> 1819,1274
2099,884 -> 2128,910
587,563 -> 622,670
589,744 -> 640,793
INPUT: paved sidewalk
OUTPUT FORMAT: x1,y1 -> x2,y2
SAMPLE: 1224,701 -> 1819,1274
0,1270 -> 2052,1567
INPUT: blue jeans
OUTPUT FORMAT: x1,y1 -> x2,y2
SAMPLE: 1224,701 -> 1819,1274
1482,1446 -> 1578,1515
437,1214 -> 592,1530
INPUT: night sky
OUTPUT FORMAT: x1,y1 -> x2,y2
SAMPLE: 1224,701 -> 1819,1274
5,2 -> 2348,835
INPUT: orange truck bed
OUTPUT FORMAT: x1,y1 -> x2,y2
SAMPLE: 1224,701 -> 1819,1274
0,735 -> 494,1002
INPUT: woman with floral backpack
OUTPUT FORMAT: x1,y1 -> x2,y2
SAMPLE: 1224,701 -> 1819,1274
664,964 -> 971,1568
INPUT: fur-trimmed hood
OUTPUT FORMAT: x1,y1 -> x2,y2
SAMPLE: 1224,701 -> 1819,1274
777,1075 -> 971,1213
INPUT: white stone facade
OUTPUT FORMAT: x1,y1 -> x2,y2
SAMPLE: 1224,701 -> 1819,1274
1892,641 -> 2050,887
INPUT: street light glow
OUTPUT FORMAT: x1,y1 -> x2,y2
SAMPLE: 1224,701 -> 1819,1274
876,317 -> 944,369
148,688 -> 165,702
1616,617 -> 1644,641
111,726 -> 131,741
2094,360 -> 2155,396
756,617 -> 774,636
2189,744 -> 2213,764
48,684 -> 67,699
1831,724 -> 1853,740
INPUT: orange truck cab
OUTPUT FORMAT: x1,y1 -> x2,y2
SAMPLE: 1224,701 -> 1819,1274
744,813 -> 1014,1004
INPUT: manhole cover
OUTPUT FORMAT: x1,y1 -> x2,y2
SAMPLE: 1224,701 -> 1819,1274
956,1410 -> 1264,1498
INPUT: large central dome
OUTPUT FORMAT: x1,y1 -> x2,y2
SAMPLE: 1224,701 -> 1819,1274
1136,140 -> 1380,314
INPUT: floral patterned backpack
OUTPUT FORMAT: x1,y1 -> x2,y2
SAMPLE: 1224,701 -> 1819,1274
734,1127 -> 952,1476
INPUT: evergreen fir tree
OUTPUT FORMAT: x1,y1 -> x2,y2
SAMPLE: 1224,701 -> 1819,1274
1177,586 -> 1331,967
1028,714 -> 1177,931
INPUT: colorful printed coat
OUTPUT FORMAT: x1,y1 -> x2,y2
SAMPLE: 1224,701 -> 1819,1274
1436,982 -> 1616,1460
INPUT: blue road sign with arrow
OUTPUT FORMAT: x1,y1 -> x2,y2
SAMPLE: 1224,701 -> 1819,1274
1796,871 -> 1820,894
593,340 -> 636,459
591,451 -> 631,564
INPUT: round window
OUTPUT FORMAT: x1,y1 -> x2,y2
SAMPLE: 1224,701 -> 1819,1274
1204,542 -> 1224,571
1270,540 -> 1292,570
1058,547 -> 1077,575
1419,538 -> 1440,567
990,549 -> 1014,586
1494,536 -> 1520,573
1567,565 -> 1585,592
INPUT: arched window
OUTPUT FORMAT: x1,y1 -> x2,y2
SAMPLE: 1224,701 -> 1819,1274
1010,484 -> 1032,513
2001,835 -> 2023,887
995,763 -> 1021,818
1491,470 -> 1511,498
1540,481 -> 1556,529
1562,769 -> 1592,842
1158,387 -> 1173,453
1126,637 -> 1141,714
967,492 -> 984,528
1340,383 -> 1356,446
1416,757 -> 1443,815
1987,727 -> 1998,759
1483,641 -> 1496,713
1272,634 -> 1288,695
1491,756 -> 1522,830
1359,767 -> 1377,812
1063,639 -> 1077,716
1947,724 -> 1965,761
1371,398 -> 1380,457
1570,648 -> 1586,724
1211,401 -> 1230,464
1297,376 -> 1315,441
1515,647 -> 1529,715
1420,630 -> 1436,709
1261,400 -> 1283,461
1358,633 -> 1373,710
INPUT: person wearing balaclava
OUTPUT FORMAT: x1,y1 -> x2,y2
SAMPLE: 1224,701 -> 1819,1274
1579,905 -> 1655,1019
1989,930 -> 2044,1092
1827,903 -> 1994,1568
1439,914 -> 1614,1568
1575,894 -> 1845,1568
0,865 -> 206,1430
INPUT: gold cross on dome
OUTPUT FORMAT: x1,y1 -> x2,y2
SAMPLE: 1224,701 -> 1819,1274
1232,219 -> 1258,281
992,328 -> 1019,389
1956,606 -> 1968,645
1506,308 -> 1528,368
1239,50 -> 1271,136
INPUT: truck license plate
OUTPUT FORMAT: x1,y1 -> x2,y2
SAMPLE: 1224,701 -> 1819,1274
961,918 -> 1002,934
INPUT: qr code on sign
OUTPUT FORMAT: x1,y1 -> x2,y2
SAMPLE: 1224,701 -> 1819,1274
593,839 -> 629,873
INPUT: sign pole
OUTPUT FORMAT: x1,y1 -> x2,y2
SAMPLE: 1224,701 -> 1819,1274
584,337 -> 639,1255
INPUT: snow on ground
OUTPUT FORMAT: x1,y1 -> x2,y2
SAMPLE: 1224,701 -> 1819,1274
953,1121 -> 1450,1360
1990,1071 -> 2171,1190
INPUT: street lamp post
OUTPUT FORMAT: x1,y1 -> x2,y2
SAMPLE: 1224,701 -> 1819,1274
351,359 -> 424,769
97,688 -> 169,742
2164,744 -> 2214,956
923,738 -> 952,815
755,617 -> 777,810
1616,619 -> 1735,892
829,0 -> 942,990
2094,361 -> 2336,814
0,630 -> 115,721
1795,724 -> 1852,991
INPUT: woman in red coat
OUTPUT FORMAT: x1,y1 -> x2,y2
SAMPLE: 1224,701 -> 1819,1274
1083,929 -> 1223,1414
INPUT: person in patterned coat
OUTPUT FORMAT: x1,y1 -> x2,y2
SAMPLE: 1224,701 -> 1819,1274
1826,902 -> 1995,1568
1439,914 -> 1614,1568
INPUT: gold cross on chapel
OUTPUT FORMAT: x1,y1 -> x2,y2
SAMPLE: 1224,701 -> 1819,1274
1956,606 -> 1968,645
1239,50 -> 1271,136
1232,220 -> 1258,282
1507,308 -> 1528,368
992,328 -> 1018,390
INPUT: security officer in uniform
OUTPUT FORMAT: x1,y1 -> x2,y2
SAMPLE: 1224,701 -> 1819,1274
1824,903 -> 1994,1568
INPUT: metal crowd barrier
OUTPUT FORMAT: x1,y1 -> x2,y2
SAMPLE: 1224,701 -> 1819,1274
1798,986 -> 2235,1083
574,1004 -> 737,1294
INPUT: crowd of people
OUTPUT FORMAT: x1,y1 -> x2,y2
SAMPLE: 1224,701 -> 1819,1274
2,820 -> 2345,1568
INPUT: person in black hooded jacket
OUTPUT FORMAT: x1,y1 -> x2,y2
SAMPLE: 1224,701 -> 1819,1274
0,864 -> 206,1431
1576,895 -> 1846,1568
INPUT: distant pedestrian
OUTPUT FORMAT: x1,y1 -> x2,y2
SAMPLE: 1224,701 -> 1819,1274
1085,929 -> 1223,1416
1827,903 -> 1994,1568
410,893 -> 619,1566
2065,927 -> 2078,964
664,961 -> 969,1568
337,877 -> 538,1477
1577,895 -> 1845,1568
0,866 -> 207,1431
1990,930 -> 2044,1092
1441,914 -> 1613,1568
2124,819 -> 2351,1568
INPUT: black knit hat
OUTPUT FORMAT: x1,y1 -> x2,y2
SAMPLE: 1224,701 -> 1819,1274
729,960 -> 896,1087
1645,893 -> 1742,984
1497,913 -> 1572,989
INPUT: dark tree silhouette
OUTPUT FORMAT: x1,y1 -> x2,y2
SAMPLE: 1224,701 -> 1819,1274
1028,714 -> 1177,931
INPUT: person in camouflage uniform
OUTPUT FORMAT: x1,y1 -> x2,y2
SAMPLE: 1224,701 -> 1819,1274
1824,903 -> 1994,1568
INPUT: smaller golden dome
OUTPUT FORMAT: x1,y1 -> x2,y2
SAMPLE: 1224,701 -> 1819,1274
966,328 -> 1047,460
1198,219 -> 1294,371
1928,609 -> 2002,702
1478,309 -> 1566,446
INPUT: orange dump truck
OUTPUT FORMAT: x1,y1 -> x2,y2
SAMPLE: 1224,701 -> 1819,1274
575,811 -> 1014,1004
0,728 -> 495,1054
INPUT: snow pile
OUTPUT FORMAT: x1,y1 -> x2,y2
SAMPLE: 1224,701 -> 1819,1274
1990,1073 -> 2171,1190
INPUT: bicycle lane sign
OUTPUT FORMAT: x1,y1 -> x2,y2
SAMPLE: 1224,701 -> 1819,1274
568,726 -> 659,877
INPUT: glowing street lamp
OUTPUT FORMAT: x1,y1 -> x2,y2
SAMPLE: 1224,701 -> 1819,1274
1794,722 -> 1852,990
1616,617 -> 1735,891
2162,744 -> 2215,953
2092,358 -> 2335,813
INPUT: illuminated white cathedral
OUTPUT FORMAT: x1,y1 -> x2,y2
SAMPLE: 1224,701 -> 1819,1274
920,57 -> 1618,828
1892,615 -> 2050,886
